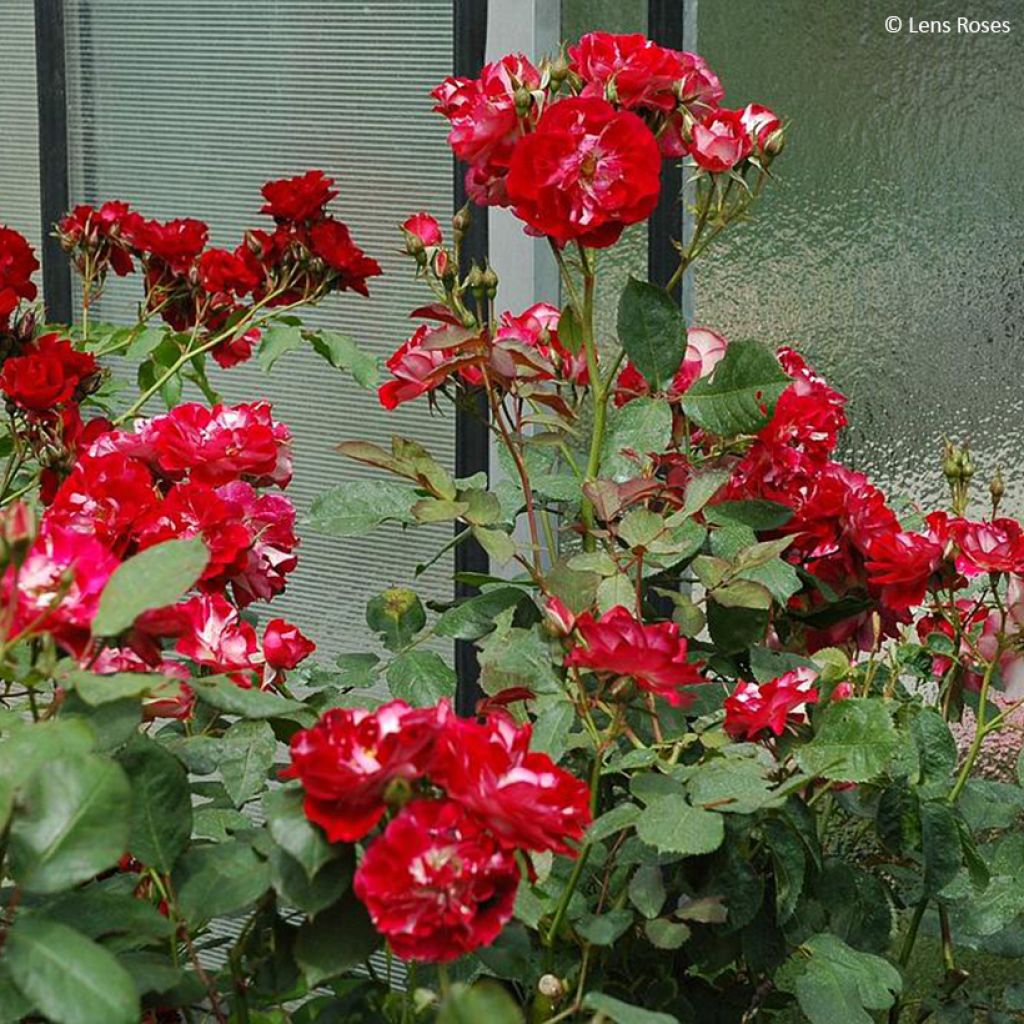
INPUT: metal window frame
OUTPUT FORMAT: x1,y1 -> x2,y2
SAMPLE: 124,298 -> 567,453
452,0 -> 491,715
33,0 -> 72,323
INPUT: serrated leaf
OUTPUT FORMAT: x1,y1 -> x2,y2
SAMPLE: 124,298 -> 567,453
308,481 -> 419,536
628,865 -> 666,919
9,754 -> 131,893
635,795 -> 725,856
616,276 -> 687,389
6,918 -> 139,1024
679,339 -> 790,436
258,323 -> 304,371
172,841 -> 272,924
118,737 -> 192,872
295,892 -> 379,986
434,587 -> 526,640
217,720 -> 277,808
387,650 -> 456,706
600,398 -> 673,482
795,698 -> 898,782
92,538 -> 209,636
191,676 -> 307,720
308,329 -> 378,388
583,992 -> 680,1024
262,787 -> 338,878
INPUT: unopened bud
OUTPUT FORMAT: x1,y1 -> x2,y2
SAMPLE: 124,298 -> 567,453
991,467 -> 1006,513
465,264 -> 486,295
763,127 -> 786,157
403,230 -> 426,262
548,54 -> 570,86
481,265 -> 499,298
1,501 -> 34,568
538,975 -> 565,1001
383,775 -> 414,810
452,204 -> 471,243
514,86 -> 533,117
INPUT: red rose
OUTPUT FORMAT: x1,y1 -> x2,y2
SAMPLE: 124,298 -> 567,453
260,170 -> 338,223
353,799 -> 519,963
197,248 -> 262,296
0,333 -> 99,412
570,32 -> 691,113
739,103 -> 782,149
308,218 -> 382,296
724,668 -> 820,741
506,97 -> 662,248
282,700 -> 440,842
614,327 -> 727,405
402,212 -> 442,248
58,201 -> 137,277
262,618 -> 315,669
494,302 -> 589,384
950,518 -> 1024,577
864,529 -> 942,612
0,226 -> 39,324
431,712 -> 591,855
689,108 -> 752,173
378,323 -> 458,410
128,217 -> 209,273
565,605 -> 705,705
216,482 -> 298,607
175,593 -> 262,678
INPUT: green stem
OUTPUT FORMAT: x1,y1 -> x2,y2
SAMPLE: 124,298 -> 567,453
888,900 -> 928,1024
577,249 -> 607,553
948,656 -> 998,804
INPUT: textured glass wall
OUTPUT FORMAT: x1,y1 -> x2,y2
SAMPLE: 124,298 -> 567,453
696,0 -> 1024,514
62,0 -> 455,657
0,0 -> 42,253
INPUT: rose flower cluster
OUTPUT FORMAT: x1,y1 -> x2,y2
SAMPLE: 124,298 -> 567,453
2,397 -> 314,712
55,170 -> 380,368
375,33 -> 781,410
284,699 -> 591,962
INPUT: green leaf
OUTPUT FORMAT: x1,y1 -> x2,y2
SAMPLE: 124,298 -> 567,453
582,992 -> 680,1024
434,587 -> 526,640
5,918 -> 139,1024
92,537 -> 209,636
628,865 -> 666,919
644,918 -> 691,950
118,737 -> 192,872
472,525 -> 516,564
295,892 -> 379,986
217,720 -> 278,808
687,757 -> 784,815
704,499 -> 793,530
334,652 -> 380,688
258,323 -> 304,371
911,708 -> 957,786
191,676 -> 307,720
763,818 -> 805,924
0,719 -> 94,790
707,600 -> 770,654
62,669 -> 182,707
616,276 -> 686,389
587,803 -> 641,844
9,754 -> 131,893
124,326 -> 167,360
308,481 -> 418,536
33,889 -> 176,941
269,845 -> 353,916
575,909 -> 633,945
635,795 -> 725,857
679,339 -> 790,437
172,841 -> 272,924
263,787 -> 338,879
387,650 -> 456,705
308,329 -> 378,388
558,303 -> 584,355
795,698 -> 898,782
600,398 -> 673,482
439,981 -> 526,1024
59,694 -> 140,752
366,587 -> 427,650
920,799 -> 963,896
781,933 -> 901,1024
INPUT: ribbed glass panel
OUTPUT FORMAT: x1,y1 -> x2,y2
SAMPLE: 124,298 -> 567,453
0,0 -> 42,252
696,0 -> 1024,515
63,0 -> 456,658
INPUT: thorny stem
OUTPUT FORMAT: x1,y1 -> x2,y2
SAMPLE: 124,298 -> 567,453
948,654 -> 999,804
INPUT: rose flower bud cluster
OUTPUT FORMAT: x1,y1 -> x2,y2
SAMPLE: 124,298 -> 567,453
282,699 -> 592,962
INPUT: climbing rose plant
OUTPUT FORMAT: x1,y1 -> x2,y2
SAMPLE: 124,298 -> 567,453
1,28 -> 1023,1024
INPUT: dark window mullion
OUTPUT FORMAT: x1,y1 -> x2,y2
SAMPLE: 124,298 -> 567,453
33,0 -> 72,324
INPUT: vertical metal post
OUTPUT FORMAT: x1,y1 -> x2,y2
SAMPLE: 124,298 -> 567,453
453,0 -> 490,716
647,0 -> 691,315
33,0 -> 72,324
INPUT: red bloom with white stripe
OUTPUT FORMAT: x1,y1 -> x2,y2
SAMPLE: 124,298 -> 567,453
724,668 -> 820,741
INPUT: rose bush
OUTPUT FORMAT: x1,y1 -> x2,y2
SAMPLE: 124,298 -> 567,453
1,28 -> 1023,1024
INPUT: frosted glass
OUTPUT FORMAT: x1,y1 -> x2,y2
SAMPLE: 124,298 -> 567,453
0,0 -> 42,253
696,0 -> 1024,515
62,0 -> 456,657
